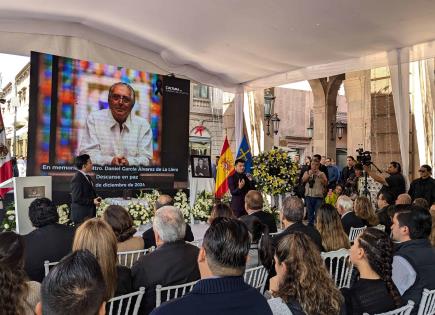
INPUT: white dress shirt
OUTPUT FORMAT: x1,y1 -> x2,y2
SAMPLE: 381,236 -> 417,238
79,109 -> 153,165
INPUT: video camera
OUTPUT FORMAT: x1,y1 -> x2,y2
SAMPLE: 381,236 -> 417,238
356,147 -> 372,166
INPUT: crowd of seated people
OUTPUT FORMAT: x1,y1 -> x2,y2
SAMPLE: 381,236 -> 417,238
1,184 -> 435,315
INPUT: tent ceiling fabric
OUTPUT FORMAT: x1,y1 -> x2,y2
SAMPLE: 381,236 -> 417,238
2,0 -> 435,91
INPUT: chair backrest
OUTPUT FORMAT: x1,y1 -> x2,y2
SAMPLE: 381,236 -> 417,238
243,265 -> 269,293
117,247 -> 155,268
155,280 -> 198,307
269,232 -> 280,237
187,240 -> 201,247
417,288 -> 435,315
44,260 -> 59,276
373,224 -> 386,232
349,225 -> 367,242
321,248 -> 354,289
363,300 -> 415,315
107,287 -> 145,315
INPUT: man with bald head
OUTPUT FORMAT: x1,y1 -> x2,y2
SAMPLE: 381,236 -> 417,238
142,194 -> 194,248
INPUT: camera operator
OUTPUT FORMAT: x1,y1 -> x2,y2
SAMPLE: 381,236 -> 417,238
302,159 -> 328,226
343,163 -> 364,199
363,161 -> 406,200
339,156 -> 356,186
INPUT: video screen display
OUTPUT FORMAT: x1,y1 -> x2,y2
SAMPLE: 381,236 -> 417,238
28,52 -> 190,193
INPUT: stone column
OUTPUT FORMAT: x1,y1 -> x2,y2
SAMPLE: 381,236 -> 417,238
309,74 -> 345,159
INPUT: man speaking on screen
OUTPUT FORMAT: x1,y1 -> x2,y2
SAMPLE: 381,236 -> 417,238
79,82 -> 153,166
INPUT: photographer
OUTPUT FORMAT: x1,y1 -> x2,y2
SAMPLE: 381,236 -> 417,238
343,163 -> 364,199
363,161 -> 406,200
302,159 -> 328,226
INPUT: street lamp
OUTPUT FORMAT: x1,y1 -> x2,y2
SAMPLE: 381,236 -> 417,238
264,92 -> 280,136
307,126 -> 313,139
336,122 -> 345,140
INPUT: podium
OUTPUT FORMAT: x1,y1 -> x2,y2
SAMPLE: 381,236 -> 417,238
0,176 -> 52,235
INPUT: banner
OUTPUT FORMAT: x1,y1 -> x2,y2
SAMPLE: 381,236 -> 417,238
215,136 -> 235,198
236,134 -> 253,174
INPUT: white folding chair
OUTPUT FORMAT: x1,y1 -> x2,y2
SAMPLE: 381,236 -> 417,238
373,224 -> 386,232
321,248 -> 354,289
187,240 -> 201,247
417,288 -> 435,315
44,260 -> 59,276
107,287 -> 145,315
269,232 -> 280,237
349,226 -> 367,242
363,300 -> 414,315
243,265 -> 269,293
117,247 -> 155,268
155,280 -> 198,307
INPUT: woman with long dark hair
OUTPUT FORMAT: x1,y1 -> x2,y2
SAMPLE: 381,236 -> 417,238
342,227 -> 402,314
239,215 -> 273,270
0,231 -> 41,315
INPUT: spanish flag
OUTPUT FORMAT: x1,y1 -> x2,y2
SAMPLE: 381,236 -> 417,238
215,136 -> 235,198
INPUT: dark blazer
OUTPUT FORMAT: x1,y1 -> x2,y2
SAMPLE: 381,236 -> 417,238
228,172 -> 254,217
150,276 -> 272,315
142,224 -> 194,249
243,211 -> 277,233
131,240 -> 200,315
23,224 -> 75,282
273,221 -> 323,251
341,211 -> 365,235
70,171 -> 97,224
116,265 -> 133,296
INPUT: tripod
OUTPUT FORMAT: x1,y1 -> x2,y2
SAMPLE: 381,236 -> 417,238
361,161 -> 383,202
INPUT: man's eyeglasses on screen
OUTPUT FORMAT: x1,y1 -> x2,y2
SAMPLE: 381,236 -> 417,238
110,93 -> 132,104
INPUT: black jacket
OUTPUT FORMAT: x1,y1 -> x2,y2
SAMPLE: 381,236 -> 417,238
142,224 -> 194,249
341,211 -> 365,235
241,211 -> 277,233
131,240 -> 200,315
70,171 -> 97,224
409,177 -> 435,206
273,222 -> 323,251
23,224 -> 75,282
228,172 -> 254,217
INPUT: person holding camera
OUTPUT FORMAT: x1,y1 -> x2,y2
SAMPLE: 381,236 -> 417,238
363,161 -> 406,200
71,154 -> 102,224
302,159 -> 328,226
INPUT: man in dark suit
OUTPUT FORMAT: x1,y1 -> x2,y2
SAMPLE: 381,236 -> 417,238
23,198 -> 75,282
228,159 -> 255,217
150,217 -> 272,315
336,195 -> 365,235
132,206 -> 200,315
240,190 -> 277,233
70,154 -> 101,224
273,196 -> 323,251
142,194 -> 194,248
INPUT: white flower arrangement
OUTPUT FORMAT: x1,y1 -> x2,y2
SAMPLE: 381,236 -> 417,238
96,199 -> 110,218
191,191 -> 214,222
127,202 -> 153,227
138,189 -> 160,214
57,204 -> 70,225
1,204 -> 16,231
173,189 -> 191,222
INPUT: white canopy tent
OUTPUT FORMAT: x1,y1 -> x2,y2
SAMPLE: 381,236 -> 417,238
1,0 -> 435,170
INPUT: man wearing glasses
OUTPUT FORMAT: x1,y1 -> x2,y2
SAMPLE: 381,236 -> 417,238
79,82 -> 153,166
409,165 -> 435,206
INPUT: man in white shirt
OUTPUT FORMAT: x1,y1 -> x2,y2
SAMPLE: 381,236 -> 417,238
79,82 -> 153,166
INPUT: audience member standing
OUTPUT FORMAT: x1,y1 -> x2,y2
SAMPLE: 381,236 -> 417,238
228,158 -> 255,217
142,194 -> 194,248
342,228 -> 402,315
73,218 -> 132,300
336,195 -> 365,235
273,196 -> 323,251
104,205 -> 144,252
151,217 -> 272,315
70,154 -> 101,224
302,159 -> 327,226
241,190 -> 277,233
325,157 -> 339,189
295,156 -> 311,198
430,204 -> 435,247
340,156 -> 356,186
0,232 -> 41,315
364,161 -> 406,200
408,164 -> 435,206
23,198 -> 75,282
132,206 -> 200,314
36,250 -> 106,315
267,232 -> 343,315
354,196 -> 379,227
316,204 -> 350,252
391,206 -> 435,311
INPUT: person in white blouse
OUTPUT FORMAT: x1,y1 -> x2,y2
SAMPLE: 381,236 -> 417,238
79,82 -> 153,166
